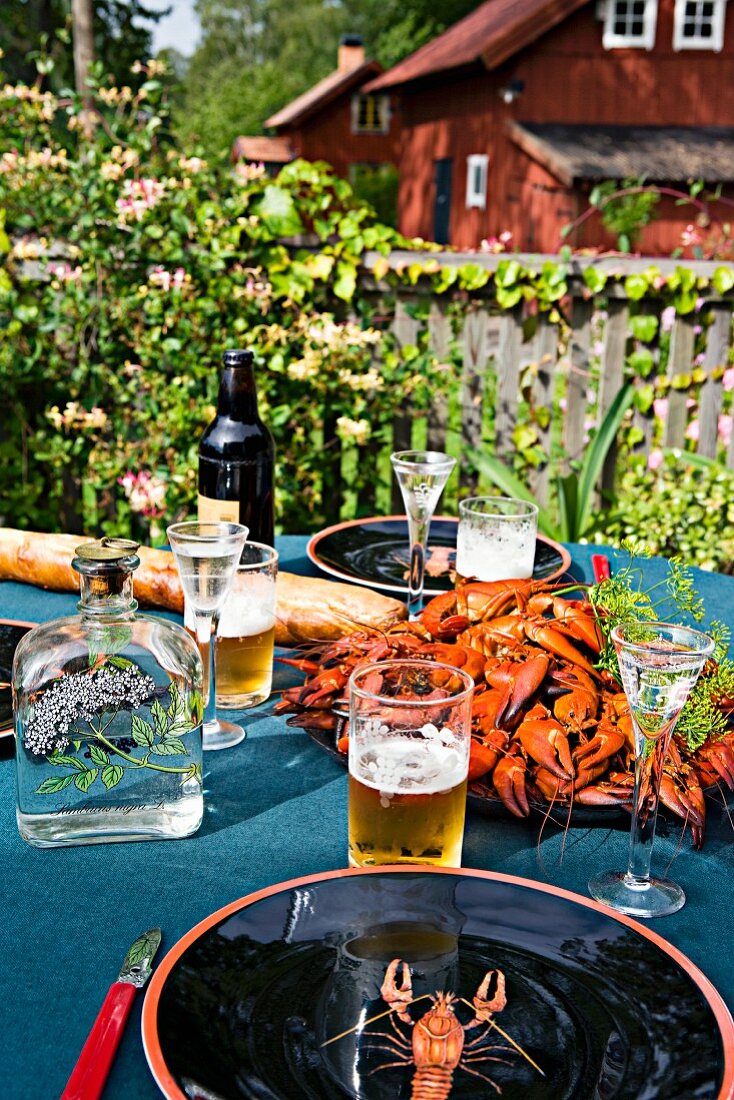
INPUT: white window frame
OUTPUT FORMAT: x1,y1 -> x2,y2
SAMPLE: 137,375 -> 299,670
350,94 -> 390,135
673,0 -> 727,50
603,0 -> 658,48
465,154 -> 489,210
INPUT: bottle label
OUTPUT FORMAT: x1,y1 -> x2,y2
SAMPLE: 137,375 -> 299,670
197,494 -> 240,524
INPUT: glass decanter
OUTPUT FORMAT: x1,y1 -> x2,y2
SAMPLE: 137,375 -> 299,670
12,537 -> 204,847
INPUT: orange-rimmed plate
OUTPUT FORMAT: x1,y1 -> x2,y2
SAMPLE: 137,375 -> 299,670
0,619 -> 35,737
142,866 -> 734,1100
307,516 -> 571,595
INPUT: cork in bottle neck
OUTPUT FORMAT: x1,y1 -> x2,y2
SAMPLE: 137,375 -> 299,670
72,537 -> 140,616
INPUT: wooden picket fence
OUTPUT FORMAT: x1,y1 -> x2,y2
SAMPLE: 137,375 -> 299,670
354,251 -> 734,515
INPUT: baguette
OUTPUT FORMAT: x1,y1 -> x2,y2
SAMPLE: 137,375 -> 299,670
0,528 -> 407,644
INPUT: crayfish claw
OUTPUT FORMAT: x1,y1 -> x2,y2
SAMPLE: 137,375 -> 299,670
466,969 -> 507,1029
380,958 -> 414,1023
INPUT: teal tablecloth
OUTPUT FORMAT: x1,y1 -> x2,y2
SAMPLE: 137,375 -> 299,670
1,538 -> 733,1099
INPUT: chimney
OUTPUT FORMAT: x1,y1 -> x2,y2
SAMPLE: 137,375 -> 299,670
338,33 -> 365,72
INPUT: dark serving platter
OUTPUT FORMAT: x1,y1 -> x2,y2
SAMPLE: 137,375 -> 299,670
307,516 -> 571,595
0,619 -> 35,736
142,866 -> 734,1100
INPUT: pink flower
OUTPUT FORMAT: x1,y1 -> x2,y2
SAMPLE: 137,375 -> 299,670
681,224 -> 702,248
116,178 -> 165,221
117,470 -> 167,517
686,419 -> 700,441
718,414 -> 733,448
723,368 -> 734,391
648,448 -> 664,470
480,231 -> 512,254
660,306 -> 676,333
653,397 -> 668,421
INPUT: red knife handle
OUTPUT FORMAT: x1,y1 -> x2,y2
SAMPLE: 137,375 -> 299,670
591,554 -> 612,583
61,981 -> 136,1100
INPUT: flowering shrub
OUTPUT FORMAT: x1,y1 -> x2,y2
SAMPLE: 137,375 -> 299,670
0,62 -> 448,536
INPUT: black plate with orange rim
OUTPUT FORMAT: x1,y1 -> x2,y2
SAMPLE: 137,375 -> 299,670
0,619 -> 35,737
142,866 -> 734,1100
307,516 -> 571,596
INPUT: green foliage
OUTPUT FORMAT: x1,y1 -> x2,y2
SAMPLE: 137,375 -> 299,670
589,178 -> 661,253
594,453 -> 734,573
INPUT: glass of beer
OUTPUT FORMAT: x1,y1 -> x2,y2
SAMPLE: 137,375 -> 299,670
348,660 -> 473,868
456,496 -> 538,582
186,541 -> 278,709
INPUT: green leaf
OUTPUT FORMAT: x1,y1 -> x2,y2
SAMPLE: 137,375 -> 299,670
101,764 -> 124,790
166,681 -> 181,720
108,656 -> 132,670
89,744 -> 109,766
74,768 -> 98,793
575,380 -> 635,536
333,261 -> 356,301
36,774 -> 75,794
131,714 -> 154,748
150,737 -> 187,756
583,267 -> 607,294
495,284 -> 523,309
151,699 -> 168,738
627,348 -> 655,377
48,753 -> 87,771
624,274 -> 649,300
256,185 -> 304,237
556,472 -> 579,542
495,259 -> 522,287
712,266 -> 734,295
629,314 -> 658,342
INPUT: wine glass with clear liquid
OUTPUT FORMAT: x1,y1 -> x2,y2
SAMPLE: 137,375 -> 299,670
390,451 -> 456,620
167,521 -> 248,751
589,621 -> 714,918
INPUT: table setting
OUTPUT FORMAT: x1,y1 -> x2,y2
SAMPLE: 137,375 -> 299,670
1,454 -> 734,1099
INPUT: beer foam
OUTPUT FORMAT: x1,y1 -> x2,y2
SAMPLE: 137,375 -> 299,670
185,588 -> 275,637
353,735 -> 468,798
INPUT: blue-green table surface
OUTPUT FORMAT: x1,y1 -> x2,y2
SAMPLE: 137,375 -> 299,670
1,538 -> 733,1099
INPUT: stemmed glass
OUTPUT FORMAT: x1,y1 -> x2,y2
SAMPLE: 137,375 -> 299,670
390,450 -> 456,620
167,521 -> 248,751
589,621 -> 714,918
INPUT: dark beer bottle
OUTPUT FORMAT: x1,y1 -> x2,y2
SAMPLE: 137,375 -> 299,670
198,348 -> 275,545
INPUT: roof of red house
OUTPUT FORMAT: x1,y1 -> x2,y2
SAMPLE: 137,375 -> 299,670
265,59 -> 381,130
231,135 -> 294,163
365,0 -> 590,91
510,123 -> 734,184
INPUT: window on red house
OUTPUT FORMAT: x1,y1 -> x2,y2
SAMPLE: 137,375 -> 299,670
602,0 -> 658,48
673,0 -> 727,49
351,94 -> 390,134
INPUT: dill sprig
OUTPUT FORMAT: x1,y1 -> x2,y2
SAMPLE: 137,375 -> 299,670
587,547 -> 731,753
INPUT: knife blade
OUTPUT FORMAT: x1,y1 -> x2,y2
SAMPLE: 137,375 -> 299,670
61,928 -> 162,1100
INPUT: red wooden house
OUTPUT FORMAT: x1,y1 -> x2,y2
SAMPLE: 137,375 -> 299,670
365,0 -> 734,253
233,36 -> 399,185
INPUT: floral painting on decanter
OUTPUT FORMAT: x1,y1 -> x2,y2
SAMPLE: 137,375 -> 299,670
12,537 -> 204,847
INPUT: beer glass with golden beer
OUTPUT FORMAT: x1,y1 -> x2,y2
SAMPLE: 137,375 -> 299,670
348,660 -> 473,868
185,541 -> 278,709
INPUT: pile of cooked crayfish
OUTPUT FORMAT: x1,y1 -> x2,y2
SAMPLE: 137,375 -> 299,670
275,579 -> 734,847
